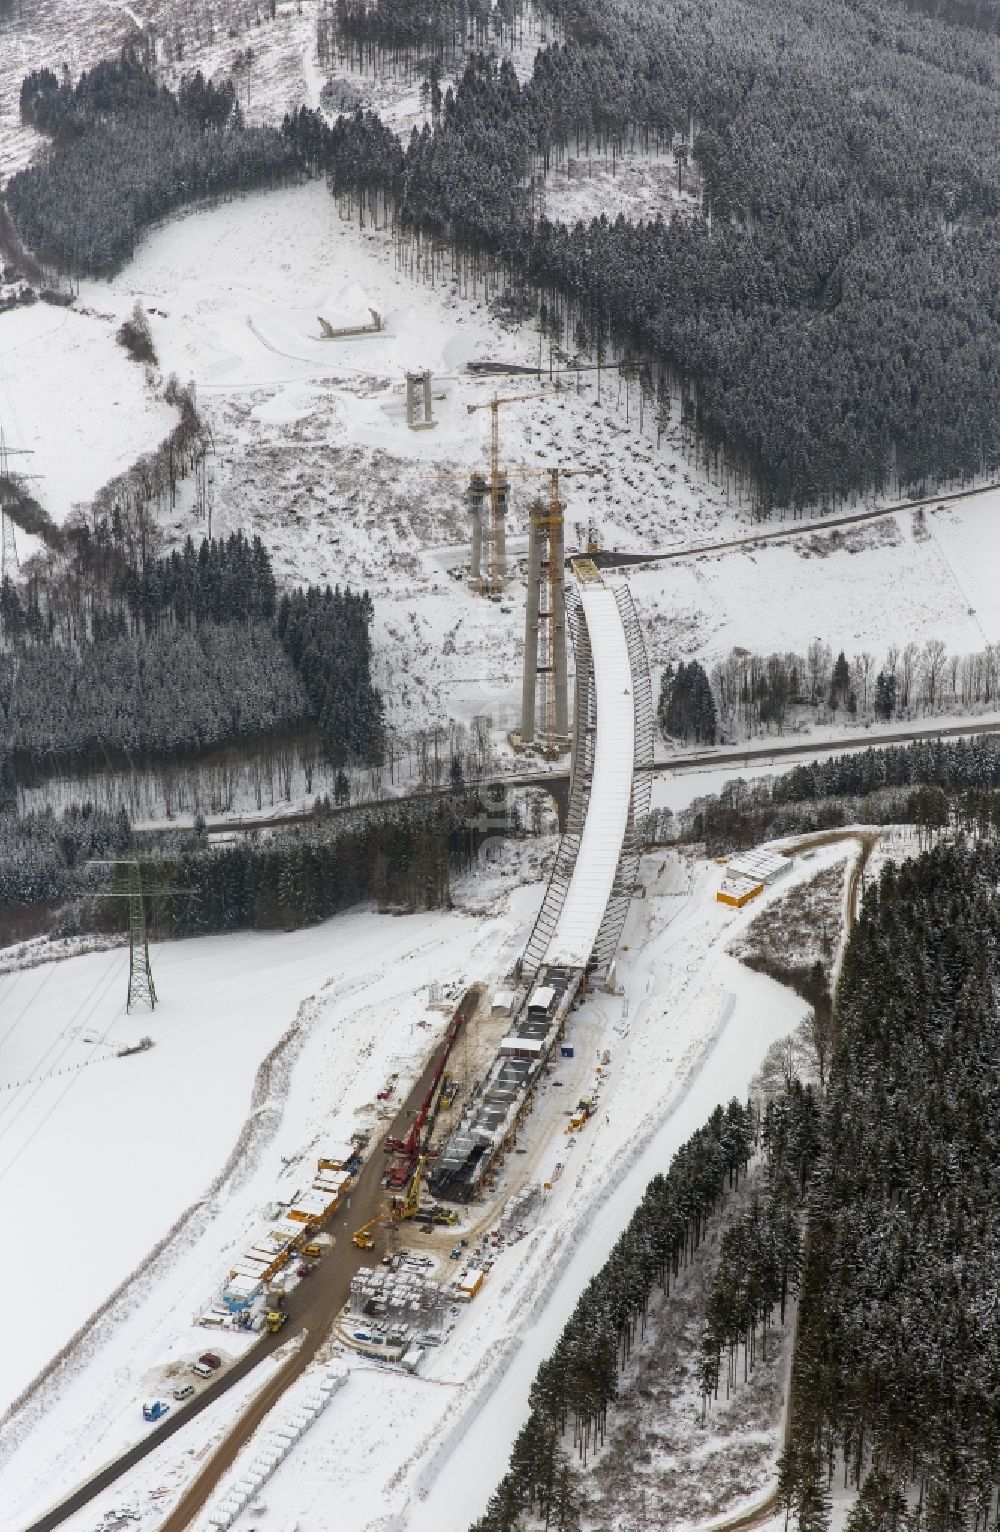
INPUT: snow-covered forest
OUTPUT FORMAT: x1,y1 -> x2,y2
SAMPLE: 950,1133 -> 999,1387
473,1083 -> 821,1529
0,782 -> 511,920
8,50 -> 297,273
15,0 -> 1000,512
681,735 -> 1000,851
0,533 -> 383,777
785,842 -> 1000,1530
658,636 -> 1000,746
289,0 -> 1000,513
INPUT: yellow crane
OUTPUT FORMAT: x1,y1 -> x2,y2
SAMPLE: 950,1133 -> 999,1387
393,1155 -> 427,1221
351,1156 -> 429,1248
465,391 -> 553,596
352,1214 -> 384,1250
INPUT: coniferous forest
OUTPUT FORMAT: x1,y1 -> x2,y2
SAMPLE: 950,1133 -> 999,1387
14,0 -> 1000,507
784,842 -> 1000,1531
281,0 -> 1000,512
8,50 -> 297,274
473,1083 -> 822,1529
475,839 -> 1000,1531
0,784 -> 511,925
674,733 -> 1000,852
0,532 -> 384,782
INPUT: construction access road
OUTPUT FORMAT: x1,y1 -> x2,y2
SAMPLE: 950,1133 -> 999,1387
21,985 -> 482,1532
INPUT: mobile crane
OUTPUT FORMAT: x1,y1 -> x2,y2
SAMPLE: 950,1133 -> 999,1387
352,1156 -> 458,1248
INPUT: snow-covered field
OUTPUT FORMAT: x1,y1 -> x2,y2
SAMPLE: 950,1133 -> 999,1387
0,841 -> 856,1531
0,300 -> 176,526
634,496 -> 1000,678
58,176 -> 735,736
0,880 -> 544,1526
13,173 -> 991,755
0,4 -> 985,1532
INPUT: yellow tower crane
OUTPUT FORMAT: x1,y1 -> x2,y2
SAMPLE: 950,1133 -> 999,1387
465,391 -> 552,597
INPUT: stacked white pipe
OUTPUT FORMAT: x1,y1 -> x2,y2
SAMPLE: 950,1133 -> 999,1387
195,1360 -> 347,1532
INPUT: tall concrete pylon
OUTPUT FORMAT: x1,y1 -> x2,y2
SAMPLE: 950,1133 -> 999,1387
467,472 -> 487,588
405,370 -> 436,430
521,485 -> 569,756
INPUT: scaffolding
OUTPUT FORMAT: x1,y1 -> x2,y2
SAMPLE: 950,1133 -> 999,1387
520,587 -> 595,978
465,391 -> 549,596
467,471 -> 488,587
590,585 -> 654,973
520,565 -> 652,980
521,475 -> 569,756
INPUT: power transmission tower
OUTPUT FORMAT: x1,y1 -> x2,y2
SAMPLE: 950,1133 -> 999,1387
126,861 -> 156,1010
0,426 -> 32,580
88,860 -> 192,1012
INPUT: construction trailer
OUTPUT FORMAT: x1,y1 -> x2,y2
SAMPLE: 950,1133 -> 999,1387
455,1267 -> 485,1301
318,1141 -> 358,1173
725,848 -> 791,885
221,1273 -> 264,1313
716,876 -> 764,908
222,1163 -> 352,1304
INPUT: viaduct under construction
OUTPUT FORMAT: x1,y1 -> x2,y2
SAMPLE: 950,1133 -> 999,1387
430,558 -> 653,1203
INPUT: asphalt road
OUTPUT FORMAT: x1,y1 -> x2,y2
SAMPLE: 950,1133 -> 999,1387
650,713 -> 1000,776
139,713 -> 1000,849
592,475 -> 1000,569
20,989 -> 480,1532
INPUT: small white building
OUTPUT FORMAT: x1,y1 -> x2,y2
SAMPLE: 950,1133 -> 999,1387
498,1035 -> 545,1062
726,848 -> 791,885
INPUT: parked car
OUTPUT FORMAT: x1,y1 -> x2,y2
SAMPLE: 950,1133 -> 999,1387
172,1384 -> 195,1401
199,1352 -> 222,1370
142,1399 -> 170,1422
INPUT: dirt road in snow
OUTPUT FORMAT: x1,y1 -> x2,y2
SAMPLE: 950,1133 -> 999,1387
21,987 -> 482,1532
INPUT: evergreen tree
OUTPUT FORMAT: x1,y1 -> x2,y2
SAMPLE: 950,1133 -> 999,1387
829,652 -> 850,709
660,661 -> 717,744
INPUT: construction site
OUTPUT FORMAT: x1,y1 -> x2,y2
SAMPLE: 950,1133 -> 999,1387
105,524 -> 647,1518
328,536 -> 656,1355
6,366 -> 659,1531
